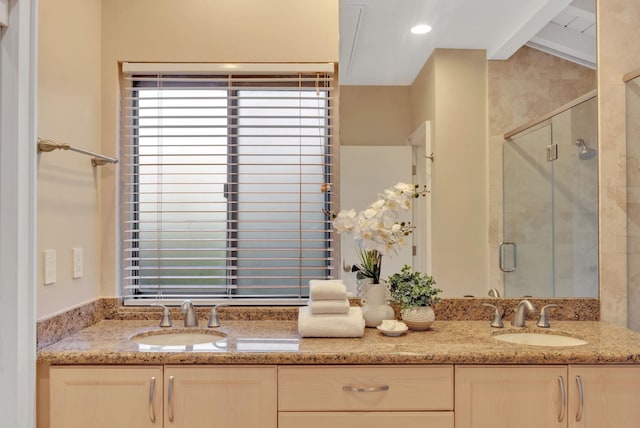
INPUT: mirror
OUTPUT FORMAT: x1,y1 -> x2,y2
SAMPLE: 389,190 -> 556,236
338,0 -> 598,298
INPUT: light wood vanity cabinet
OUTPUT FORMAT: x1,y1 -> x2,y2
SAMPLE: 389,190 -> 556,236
164,366 -> 277,428
50,365 -> 163,428
47,364 -> 640,428
49,365 -> 277,428
456,365 -> 640,428
278,365 -> 454,428
567,366 -> 640,427
456,366 -> 567,428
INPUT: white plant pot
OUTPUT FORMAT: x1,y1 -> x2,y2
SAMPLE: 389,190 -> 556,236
359,280 -> 395,328
401,306 -> 435,331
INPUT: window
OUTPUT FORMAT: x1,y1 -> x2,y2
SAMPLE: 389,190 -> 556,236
120,63 -> 336,304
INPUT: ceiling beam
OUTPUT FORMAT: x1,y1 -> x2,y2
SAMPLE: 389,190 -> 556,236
489,0 -> 572,60
527,20 -> 596,68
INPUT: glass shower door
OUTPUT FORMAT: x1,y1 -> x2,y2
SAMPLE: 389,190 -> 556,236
551,97 -> 598,298
503,124 -> 554,297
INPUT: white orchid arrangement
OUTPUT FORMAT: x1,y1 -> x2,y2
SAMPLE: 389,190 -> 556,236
330,182 -> 428,283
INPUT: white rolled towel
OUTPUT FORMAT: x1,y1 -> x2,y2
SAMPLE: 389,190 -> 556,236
298,306 -> 365,338
308,299 -> 350,314
309,279 -> 347,300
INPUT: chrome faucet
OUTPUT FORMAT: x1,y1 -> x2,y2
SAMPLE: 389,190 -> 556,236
511,299 -> 536,327
181,300 -> 198,327
207,303 -> 229,328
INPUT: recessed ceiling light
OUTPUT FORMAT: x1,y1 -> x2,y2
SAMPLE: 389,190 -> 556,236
411,24 -> 432,35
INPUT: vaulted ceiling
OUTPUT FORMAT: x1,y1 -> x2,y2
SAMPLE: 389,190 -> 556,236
340,0 -> 596,85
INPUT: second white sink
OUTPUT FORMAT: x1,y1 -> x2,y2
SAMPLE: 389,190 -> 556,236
493,332 -> 587,347
131,329 -> 226,347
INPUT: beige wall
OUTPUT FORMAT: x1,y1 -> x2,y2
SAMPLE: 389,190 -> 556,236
597,0 -> 640,326
98,0 -> 340,299
626,78 -> 640,330
488,46 -> 597,294
36,0 -> 338,318
37,0 -> 103,319
340,86 -> 411,146
409,49 -> 489,297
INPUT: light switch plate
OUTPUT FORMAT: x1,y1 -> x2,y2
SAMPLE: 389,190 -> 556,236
44,249 -> 56,285
73,247 -> 83,279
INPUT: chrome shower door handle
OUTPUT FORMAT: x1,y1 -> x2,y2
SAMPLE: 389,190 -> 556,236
499,241 -> 517,272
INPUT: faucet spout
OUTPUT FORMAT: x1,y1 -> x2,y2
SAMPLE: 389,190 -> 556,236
181,300 -> 198,327
511,299 -> 536,327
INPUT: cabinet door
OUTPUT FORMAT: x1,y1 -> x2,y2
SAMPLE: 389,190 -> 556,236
50,365 -> 162,428
279,411 -> 454,428
165,365 -> 277,428
455,366 -> 567,428
569,365 -> 640,427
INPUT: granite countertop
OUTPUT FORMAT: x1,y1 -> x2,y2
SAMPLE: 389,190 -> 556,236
37,319 -> 640,365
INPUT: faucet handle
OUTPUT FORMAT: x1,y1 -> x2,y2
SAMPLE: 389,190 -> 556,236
536,304 -> 559,328
482,303 -> 504,328
207,303 -> 229,328
150,304 -> 173,327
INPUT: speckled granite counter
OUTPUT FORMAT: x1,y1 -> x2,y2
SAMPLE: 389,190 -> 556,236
37,319 -> 640,365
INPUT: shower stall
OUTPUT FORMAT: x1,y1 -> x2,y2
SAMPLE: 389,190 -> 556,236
502,94 -> 598,298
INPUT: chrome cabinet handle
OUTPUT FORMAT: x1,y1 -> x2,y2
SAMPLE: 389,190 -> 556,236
168,376 -> 175,423
148,377 -> 157,423
558,376 -> 566,422
342,385 -> 390,392
576,375 -> 584,422
499,241 -> 517,272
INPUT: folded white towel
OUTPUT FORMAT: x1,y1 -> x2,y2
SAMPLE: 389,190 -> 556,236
298,306 -> 365,338
309,279 -> 347,300
308,299 -> 350,315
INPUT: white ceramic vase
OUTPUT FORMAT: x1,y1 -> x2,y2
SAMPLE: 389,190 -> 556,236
401,306 -> 435,331
358,280 -> 395,328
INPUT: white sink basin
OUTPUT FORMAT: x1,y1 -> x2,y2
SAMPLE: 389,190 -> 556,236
493,332 -> 587,347
131,329 -> 226,347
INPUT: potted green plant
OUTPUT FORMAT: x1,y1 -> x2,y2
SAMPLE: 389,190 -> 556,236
388,265 -> 442,330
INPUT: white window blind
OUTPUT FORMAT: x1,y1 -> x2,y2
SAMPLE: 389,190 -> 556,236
120,63 -> 336,304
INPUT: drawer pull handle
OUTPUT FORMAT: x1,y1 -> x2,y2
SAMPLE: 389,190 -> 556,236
557,376 -> 566,422
342,385 -> 390,392
576,375 -> 584,422
148,376 -> 156,423
168,376 -> 175,422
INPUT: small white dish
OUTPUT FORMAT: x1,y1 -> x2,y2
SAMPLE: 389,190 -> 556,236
377,321 -> 408,336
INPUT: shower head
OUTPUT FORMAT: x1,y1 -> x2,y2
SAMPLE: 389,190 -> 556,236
576,138 -> 597,160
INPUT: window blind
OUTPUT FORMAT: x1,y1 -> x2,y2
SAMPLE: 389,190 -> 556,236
120,63 -> 336,304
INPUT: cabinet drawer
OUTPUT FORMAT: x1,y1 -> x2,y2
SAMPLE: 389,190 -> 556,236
279,411 -> 454,428
278,365 -> 453,411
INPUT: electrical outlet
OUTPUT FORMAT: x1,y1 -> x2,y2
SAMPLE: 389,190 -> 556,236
73,247 -> 83,279
44,249 -> 56,285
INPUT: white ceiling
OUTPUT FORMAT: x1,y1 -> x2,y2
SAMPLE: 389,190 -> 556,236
340,0 -> 596,86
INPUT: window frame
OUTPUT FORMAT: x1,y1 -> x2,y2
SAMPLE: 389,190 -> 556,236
119,64 -> 338,305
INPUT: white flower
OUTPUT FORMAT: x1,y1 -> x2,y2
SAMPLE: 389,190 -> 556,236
330,182 -> 428,257
333,208 -> 357,232
394,182 -> 415,193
